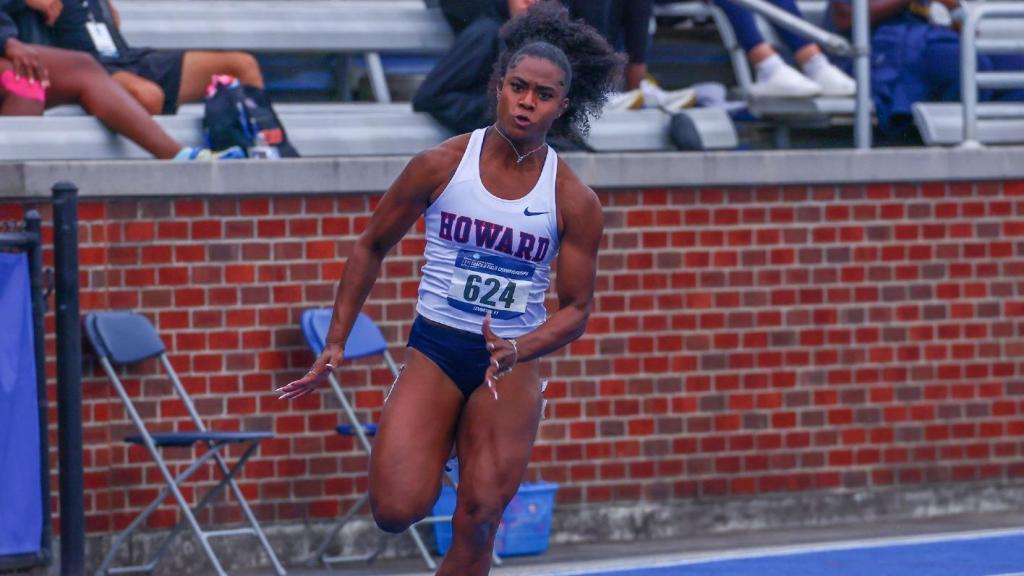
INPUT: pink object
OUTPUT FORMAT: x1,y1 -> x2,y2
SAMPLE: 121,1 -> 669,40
205,74 -> 238,98
1,69 -> 45,102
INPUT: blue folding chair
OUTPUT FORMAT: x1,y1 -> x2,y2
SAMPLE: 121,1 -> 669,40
301,308 -> 502,571
84,311 -> 286,576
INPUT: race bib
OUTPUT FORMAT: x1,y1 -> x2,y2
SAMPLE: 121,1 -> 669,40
446,249 -> 534,319
86,22 -> 119,58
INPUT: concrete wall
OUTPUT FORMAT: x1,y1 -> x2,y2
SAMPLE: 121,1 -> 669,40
1,150 -> 1023,571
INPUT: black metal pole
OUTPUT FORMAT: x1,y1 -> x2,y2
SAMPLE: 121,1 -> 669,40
25,209 -> 53,566
52,182 -> 84,576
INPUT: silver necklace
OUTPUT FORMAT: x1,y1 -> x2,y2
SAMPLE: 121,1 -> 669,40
492,124 -> 546,165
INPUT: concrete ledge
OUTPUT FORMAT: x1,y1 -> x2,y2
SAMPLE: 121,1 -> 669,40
3,146 -> 1024,199
551,481 -> 1024,544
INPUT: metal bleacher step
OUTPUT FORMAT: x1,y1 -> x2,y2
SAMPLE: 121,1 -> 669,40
12,106 -> 738,160
913,102 -> 1024,146
116,0 -> 453,53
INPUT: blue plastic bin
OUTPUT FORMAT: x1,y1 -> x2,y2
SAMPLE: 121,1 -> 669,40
432,481 -> 558,557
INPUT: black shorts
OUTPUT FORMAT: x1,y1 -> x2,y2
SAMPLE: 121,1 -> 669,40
103,49 -> 185,115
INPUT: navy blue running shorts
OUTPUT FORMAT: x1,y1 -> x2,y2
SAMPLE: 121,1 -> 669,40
407,315 -> 492,397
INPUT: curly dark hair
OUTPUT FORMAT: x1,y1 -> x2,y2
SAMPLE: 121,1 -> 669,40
490,2 -> 624,142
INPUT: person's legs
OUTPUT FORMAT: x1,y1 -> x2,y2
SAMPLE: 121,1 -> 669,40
610,0 -> 652,90
177,51 -> 264,106
717,0 -> 822,97
764,0 -> 855,94
368,348 -> 466,532
0,60 -> 45,115
437,360 -> 544,576
767,0 -> 815,56
111,71 -> 165,115
715,0 -> 768,54
35,46 -> 182,158
716,0 -> 852,96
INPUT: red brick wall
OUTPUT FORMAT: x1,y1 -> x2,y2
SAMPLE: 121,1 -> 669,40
2,180 -> 1023,535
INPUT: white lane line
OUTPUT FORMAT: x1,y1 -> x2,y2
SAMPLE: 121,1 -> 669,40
492,527 -> 1024,576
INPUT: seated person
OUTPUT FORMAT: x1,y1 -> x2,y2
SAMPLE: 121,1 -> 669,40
416,0 -> 611,134
716,0 -> 855,98
1,0 -> 240,159
49,0 -> 264,115
830,0 -> 1024,137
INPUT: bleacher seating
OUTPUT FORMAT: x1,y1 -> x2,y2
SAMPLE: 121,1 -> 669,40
3,107 -> 447,160
2,105 -> 736,160
0,0 -> 742,160
117,1 -> 453,52
913,102 -> 1024,147
117,0 -> 453,103
6,0 -> 1020,158
910,4 -> 1024,147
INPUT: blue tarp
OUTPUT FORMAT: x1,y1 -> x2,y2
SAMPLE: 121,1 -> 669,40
0,252 -> 42,556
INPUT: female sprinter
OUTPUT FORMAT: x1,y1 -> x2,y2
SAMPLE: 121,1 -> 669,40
277,4 -> 622,574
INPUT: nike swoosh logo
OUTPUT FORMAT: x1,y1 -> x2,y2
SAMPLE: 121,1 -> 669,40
523,207 -> 549,217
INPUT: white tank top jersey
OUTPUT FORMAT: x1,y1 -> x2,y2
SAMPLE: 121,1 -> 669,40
416,127 -> 560,339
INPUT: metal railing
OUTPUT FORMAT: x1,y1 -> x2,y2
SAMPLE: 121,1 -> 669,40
960,1 -> 1024,147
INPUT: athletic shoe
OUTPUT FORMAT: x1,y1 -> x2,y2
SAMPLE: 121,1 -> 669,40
747,64 -> 821,99
805,63 -> 856,97
604,88 -> 644,112
640,79 -> 697,111
173,146 -> 246,161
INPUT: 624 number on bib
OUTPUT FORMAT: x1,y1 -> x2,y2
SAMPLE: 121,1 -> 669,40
447,250 -> 534,319
463,274 -> 517,309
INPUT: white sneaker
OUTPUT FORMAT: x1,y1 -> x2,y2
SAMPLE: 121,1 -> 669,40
747,64 -> 821,99
806,63 -> 856,97
604,88 -> 643,112
640,79 -> 697,111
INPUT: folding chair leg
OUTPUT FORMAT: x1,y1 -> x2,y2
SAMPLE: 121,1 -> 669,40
214,452 -> 287,575
96,358 -> 230,576
146,443 -> 278,574
328,373 -> 373,453
382,351 -> 401,379
155,356 -> 287,575
96,447 -> 226,575
313,492 -> 370,565
404,526 -> 437,572
146,463 -> 227,576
